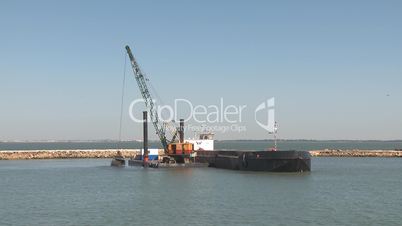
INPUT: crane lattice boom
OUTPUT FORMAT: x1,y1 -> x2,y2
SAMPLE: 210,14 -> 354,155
125,45 -> 169,152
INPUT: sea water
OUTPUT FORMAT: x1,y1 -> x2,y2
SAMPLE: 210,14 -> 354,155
1,157 -> 402,225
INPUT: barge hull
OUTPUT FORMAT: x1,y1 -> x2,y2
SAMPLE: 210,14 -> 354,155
196,150 -> 311,172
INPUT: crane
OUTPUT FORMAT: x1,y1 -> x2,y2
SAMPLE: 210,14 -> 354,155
125,45 -> 175,153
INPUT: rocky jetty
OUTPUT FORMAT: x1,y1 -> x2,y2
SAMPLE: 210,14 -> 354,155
0,149 -> 144,160
1,149 -> 402,160
309,149 -> 402,157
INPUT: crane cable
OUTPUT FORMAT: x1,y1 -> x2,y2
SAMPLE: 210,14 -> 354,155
143,71 -> 178,141
121,47 -> 178,146
118,53 -> 127,150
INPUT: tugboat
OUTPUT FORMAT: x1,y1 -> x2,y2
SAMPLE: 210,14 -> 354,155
186,132 -> 215,151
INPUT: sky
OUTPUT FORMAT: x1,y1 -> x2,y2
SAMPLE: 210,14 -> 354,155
0,0 -> 401,141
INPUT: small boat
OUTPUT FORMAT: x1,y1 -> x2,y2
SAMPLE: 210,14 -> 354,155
111,157 -> 125,167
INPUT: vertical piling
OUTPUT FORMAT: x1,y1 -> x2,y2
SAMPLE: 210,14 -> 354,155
179,119 -> 184,143
143,111 -> 149,165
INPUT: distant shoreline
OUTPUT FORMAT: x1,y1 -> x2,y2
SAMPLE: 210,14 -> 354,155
0,149 -> 401,160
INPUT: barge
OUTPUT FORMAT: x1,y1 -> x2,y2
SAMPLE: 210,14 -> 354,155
121,130 -> 311,172
118,45 -> 312,172
196,150 -> 311,172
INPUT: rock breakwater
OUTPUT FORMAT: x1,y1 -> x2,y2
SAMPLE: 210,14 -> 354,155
309,149 -> 402,157
0,149 -> 144,160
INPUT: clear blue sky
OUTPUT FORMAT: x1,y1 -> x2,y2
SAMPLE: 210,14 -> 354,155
1,0 -> 401,141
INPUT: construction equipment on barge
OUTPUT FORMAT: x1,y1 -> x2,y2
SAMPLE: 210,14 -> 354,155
120,45 -> 311,172
125,45 -> 195,165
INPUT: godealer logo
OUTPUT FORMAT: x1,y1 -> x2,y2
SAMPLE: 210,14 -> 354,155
128,98 -> 275,133
254,97 -> 275,133
128,98 -> 246,124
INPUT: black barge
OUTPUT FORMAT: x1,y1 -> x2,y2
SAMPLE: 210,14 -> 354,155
196,150 -> 311,172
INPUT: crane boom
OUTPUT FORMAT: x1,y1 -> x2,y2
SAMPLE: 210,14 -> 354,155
125,45 -> 169,152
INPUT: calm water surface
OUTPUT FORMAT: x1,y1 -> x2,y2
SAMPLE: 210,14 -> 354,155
1,158 -> 401,226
